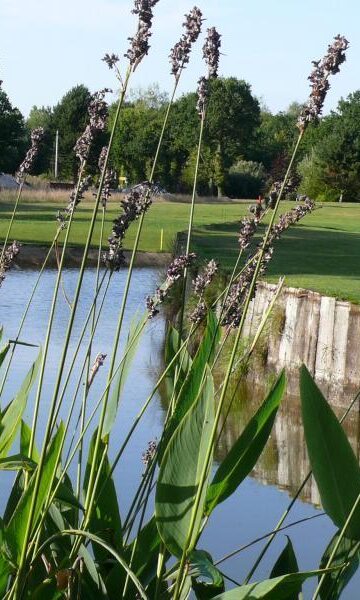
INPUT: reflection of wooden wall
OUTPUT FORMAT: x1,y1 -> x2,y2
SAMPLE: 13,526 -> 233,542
243,282 -> 360,407
216,380 -> 360,506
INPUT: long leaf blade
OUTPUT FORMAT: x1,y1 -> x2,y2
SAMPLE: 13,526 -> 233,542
5,422 -> 64,562
212,569 -> 338,599
300,365 -> 360,539
155,368 -> 215,558
205,371 -> 286,515
0,350 -> 42,459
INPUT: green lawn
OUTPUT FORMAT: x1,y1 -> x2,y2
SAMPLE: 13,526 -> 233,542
0,197 -> 359,303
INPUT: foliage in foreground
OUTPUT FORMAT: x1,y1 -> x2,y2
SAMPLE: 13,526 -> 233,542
0,3 -> 356,599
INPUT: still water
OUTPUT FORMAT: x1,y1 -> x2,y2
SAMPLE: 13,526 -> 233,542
0,267 -> 357,597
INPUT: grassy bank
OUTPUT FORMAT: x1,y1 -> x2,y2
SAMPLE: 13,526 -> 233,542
1,194 -> 359,302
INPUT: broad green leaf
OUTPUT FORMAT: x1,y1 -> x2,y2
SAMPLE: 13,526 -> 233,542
0,554 -> 12,598
160,312 -> 220,462
103,313 -> 146,439
319,529 -> 360,599
36,529 -> 147,599
0,342 -> 10,370
156,368 -> 214,558
3,472 -> 24,525
5,422 -> 64,562
300,365 -> 360,538
106,517 -> 164,598
0,350 -> 42,458
0,454 -> 36,471
164,325 -> 192,400
270,537 -> 299,599
189,549 -> 225,599
206,371 -> 286,515
270,536 -> 298,579
126,516 -> 163,581
212,569 -> 337,599
83,429 -> 122,568
20,419 -> 40,461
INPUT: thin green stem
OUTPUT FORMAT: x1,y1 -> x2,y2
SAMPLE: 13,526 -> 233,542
173,131 -> 304,600
13,69 -> 132,599
77,79 -> 180,553
0,181 -> 24,264
313,492 -> 360,599
177,110 -> 206,362
76,204 -> 106,502
0,237 -> 57,399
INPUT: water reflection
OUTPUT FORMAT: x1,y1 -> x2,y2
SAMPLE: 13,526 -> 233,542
217,371 -> 360,507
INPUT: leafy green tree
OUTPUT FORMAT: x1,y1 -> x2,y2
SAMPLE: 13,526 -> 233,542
109,97 -> 164,185
299,91 -> 360,201
51,85 -> 91,180
205,77 -> 260,196
250,103 -> 301,179
0,87 -> 27,173
26,106 -> 54,176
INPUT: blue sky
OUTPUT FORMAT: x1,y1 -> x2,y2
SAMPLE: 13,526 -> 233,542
1,0 -> 359,117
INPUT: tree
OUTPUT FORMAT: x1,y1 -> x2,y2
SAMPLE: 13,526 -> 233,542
26,106 -> 54,175
51,85 -> 92,180
0,87 -> 27,173
205,77 -> 260,196
250,103 -> 301,178
299,91 -> 360,201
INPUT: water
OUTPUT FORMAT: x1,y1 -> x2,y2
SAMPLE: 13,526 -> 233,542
0,267 -> 357,597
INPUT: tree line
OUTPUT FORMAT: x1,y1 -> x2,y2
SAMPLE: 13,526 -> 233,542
1,79 -> 360,200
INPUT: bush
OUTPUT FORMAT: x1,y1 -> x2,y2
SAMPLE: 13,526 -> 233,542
224,160 -> 268,199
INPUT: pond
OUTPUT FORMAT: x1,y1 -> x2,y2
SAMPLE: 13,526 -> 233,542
0,267 -> 357,597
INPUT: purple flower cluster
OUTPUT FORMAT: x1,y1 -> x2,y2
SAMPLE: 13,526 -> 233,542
102,53 -> 119,70
203,26 -> 221,78
222,198 -> 315,328
297,35 -> 349,132
238,216 -> 259,251
125,0 -> 159,70
16,128 -> 44,183
0,241 -> 21,287
189,259 -> 218,324
66,175 -> 92,216
196,27 -> 221,116
146,253 -> 197,319
196,76 -> 209,116
169,6 -> 203,80
74,89 -> 109,164
98,146 -> 117,208
87,353 -> 107,388
142,439 -> 157,467
104,182 -> 158,270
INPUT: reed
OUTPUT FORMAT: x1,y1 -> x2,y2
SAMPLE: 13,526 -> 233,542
0,11 -> 354,600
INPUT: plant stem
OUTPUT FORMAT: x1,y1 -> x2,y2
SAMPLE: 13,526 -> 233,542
76,204 -> 106,503
77,79 -> 180,551
173,131 -> 304,600
0,181 -> 24,264
0,237 -> 57,399
178,111 -> 206,334
313,492 -> 360,599
13,69 -> 131,599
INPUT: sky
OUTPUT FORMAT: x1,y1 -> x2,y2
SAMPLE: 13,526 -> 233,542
1,0 -> 359,118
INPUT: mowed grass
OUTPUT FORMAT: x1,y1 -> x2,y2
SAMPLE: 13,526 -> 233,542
0,194 -> 360,303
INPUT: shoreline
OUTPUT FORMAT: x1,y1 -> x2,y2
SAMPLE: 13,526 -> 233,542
13,245 -> 172,268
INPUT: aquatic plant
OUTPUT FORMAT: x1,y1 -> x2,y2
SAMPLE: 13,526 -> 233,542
0,12 -> 355,600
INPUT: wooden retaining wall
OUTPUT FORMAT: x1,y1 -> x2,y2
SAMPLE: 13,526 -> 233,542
243,282 -> 360,406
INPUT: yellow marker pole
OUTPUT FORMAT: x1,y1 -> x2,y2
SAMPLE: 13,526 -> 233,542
160,228 -> 164,252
